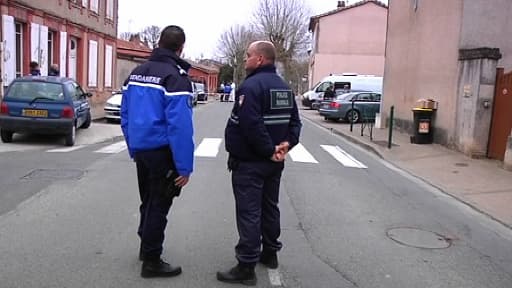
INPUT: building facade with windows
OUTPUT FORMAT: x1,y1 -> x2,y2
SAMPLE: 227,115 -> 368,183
1,0 -> 118,118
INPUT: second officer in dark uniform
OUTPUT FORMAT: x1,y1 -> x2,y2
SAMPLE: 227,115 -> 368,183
217,41 -> 302,285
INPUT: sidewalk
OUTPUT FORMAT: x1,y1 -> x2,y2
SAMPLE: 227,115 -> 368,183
301,109 -> 512,229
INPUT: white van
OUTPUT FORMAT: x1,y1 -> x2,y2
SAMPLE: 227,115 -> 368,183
301,74 -> 383,109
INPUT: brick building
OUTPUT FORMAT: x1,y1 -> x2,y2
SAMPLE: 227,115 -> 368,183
1,0 -> 118,117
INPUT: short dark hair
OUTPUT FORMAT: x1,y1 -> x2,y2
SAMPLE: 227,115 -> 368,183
254,41 -> 276,63
29,61 -> 39,69
158,25 -> 186,52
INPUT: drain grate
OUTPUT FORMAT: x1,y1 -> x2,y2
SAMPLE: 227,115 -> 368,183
21,169 -> 85,180
386,227 -> 452,249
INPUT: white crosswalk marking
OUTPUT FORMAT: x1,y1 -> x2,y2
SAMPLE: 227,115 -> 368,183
288,143 -> 318,163
194,138 -> 222,157
94,141 -> 127,154
47,145 -> 85,153
320,145 -> 367,169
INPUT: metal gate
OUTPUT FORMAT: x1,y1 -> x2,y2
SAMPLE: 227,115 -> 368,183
488,68 -> 512,160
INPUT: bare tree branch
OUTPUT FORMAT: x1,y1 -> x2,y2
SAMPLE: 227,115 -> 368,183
141,25 -> 161,49
119,32 -> 134,41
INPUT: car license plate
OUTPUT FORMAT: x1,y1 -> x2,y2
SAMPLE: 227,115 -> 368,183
322,104 -> 329,109
22,109 -> 48,118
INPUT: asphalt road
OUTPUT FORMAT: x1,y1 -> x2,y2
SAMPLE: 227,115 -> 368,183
0,100 -> 511,287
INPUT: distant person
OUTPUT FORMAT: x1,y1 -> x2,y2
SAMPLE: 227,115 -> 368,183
223,82 -> 232,102
323,84 -> 335,101
48,64 -> 60,76
29,61 -> 41,76
121,25 -> 194,279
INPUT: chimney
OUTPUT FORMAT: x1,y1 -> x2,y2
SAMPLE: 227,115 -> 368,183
337,1 -> 346,8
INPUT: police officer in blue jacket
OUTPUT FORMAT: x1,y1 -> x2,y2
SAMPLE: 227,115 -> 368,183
121,25 -> 194,278
217,41 -> 302,285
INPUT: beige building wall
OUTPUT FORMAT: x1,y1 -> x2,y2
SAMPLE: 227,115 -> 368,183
459,0 -> 512,70
310,3 -> 387,88
382,0 -> 463,145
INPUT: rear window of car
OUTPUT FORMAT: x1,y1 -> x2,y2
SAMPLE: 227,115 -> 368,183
336,93 -> 357,101
6,81 -> 65,101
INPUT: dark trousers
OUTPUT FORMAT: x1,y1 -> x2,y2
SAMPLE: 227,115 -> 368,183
135,147 -> 175,260
231,160 -> 284,265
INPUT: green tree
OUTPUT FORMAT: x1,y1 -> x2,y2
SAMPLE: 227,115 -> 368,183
218,64 -> 234,87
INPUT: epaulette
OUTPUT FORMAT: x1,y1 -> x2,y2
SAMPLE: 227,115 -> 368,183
176,64 -> 188,76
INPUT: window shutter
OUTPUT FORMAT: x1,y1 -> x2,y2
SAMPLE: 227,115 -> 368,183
90,0 -> 98,13
88,40 -> 98,87
39,25 -> 48,76
2,15 -> 16,85
59,31 -> 67,77
82,0 -> 88,8
106,0 -> 114,19
30,23 -> 40,64
104,45 -> 113,87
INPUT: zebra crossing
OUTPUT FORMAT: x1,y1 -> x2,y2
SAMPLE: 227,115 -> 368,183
42,138 -> 368,169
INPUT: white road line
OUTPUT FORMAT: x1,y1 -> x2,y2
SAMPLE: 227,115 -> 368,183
288,143 -> 319,163
194,138 -> 222,157
268,269 -> 283,286
94,141 -> 127,154
46,145 -> 85,153
320,144 -> 367,168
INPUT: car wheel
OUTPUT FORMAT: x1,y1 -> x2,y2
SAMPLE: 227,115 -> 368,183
65,124 -> 76,146
346,109 -> 360,123
81,112 -> 92,129
0,129 -> 13,143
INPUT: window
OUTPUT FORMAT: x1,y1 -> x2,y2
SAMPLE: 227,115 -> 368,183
315,82 -> 331,93
47,31 -> 55,74
88,40 -> 98,87
65,82 -> 85,101
106,0 -> 114,20
15,22 -> 23,78
104,45 -> 113,87
90,0 -> 99,13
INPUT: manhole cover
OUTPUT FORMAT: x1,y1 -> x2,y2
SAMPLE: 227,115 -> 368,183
386,228 -> 451,249
21,169 -> 85,180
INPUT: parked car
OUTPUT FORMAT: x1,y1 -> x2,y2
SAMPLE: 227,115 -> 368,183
318,91 -> 381,123
0,76 -> 92,146
193,82 -> 207,102
104,92 -> 122,122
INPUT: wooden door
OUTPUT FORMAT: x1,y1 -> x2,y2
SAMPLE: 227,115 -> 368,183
488,68 -> 512,160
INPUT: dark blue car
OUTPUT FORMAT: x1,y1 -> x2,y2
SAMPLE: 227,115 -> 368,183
0,76 -> 92,146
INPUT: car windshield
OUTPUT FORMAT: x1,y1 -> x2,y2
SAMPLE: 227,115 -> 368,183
6,81 -> 64,101
336,93 -> 357,101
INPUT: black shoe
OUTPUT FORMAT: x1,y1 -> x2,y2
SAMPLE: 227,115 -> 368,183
141,259 -> 182,278
259,251 -> 278,269
216,264 -> 257,286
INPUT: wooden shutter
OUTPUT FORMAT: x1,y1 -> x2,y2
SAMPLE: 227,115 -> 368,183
88,40 -> 98,87
59,31 -> 67,77
30,23 -> 40,64
90,0 -> 98,13
82,0 -> 88,8
39,25 -> 48,76
2,15 -> 16,85
106,0 -> 114,19
104,45 -> 112,87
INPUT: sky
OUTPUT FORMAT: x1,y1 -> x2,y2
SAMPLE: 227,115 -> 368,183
118,0 -> 388,60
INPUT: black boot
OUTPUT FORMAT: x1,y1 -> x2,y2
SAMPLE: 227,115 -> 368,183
216,263 -> 257,286
141,258 -> 182,278
259,250 -> 278,269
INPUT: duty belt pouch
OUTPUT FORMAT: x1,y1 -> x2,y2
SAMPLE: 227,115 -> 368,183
164,169 -> 182,198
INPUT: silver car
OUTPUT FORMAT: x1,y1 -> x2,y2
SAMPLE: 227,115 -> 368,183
104,92 -> 122,122
318,92 -> 381,123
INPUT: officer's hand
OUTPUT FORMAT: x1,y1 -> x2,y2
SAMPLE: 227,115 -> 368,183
270,146 -> 286,162
175,176 -> 189,187
278,141 -> 290,154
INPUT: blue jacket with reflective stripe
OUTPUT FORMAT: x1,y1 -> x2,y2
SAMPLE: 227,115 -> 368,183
225,64 -> 302,161
121,48 -> 194,176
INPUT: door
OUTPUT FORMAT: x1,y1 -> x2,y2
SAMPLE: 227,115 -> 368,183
488,68 -> 512,160
68,38 -> 77,80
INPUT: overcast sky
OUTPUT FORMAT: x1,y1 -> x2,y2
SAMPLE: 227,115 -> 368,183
118,0 -> 388,60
